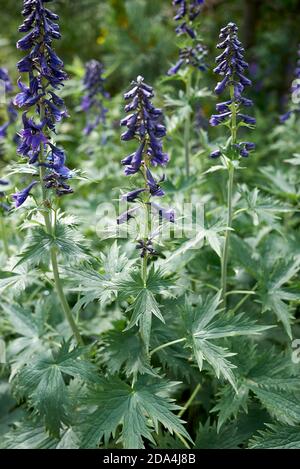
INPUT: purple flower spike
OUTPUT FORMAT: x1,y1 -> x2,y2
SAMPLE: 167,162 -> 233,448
168,1 -> 206,76
120,76 -> 174,258
15,0 -> 73,199
210,22 -> 256,157
121,76 -> 169,180
81,60 -> 109,136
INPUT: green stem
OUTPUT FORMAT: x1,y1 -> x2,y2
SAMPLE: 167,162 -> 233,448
221,165 -> 234,307
229,283 -> 258,315
50,246 -> 83,345
150,337 -> 186,357
178,383 -> 201,418
38,104 -> 83,346
0,216 -> 9,257
184,73 -> 192,178
175,432 -> 191,450
141,161 -> 151,286
221,85 -> 237,308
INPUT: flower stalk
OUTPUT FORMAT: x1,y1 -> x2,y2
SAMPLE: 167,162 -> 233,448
209,23 -> 256,306
14,0 -> 83,344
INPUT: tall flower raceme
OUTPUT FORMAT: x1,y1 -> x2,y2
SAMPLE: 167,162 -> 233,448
209,23 -> 256,306
14,0 -> 83,345
280,44 -> 300,123
81,59 -> 109,137
120,76 -> 174,280
168,0 -> 206,76
13,0 -> 72,207
0,68 -> 17,139
167,0 -> 207,178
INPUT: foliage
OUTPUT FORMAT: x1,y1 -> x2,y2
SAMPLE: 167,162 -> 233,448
0,0 -> 299,451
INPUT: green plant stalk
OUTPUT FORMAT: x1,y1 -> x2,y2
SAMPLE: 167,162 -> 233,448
221,85 -> 237,307
141,157 -> 151,286
221,165 -> 234,306
0,216 -> 10,257
178,383 -> 201,418
38,104 -> 83,345
150,337 -> 186,357
184,72 -> 192,178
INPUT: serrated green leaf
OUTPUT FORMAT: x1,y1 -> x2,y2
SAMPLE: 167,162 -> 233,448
183,293 -> 271,390
15,343 -> 100,437
80,377 -> 191,449
249,424 -> 300,449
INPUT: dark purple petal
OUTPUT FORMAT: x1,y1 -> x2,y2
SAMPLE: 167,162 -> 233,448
12,181 -> 38,208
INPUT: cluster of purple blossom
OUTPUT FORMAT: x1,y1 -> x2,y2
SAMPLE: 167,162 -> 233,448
119,76 -> 174,257
81,59 -> 109,136
209,22 -> 256,159
168,0 -> 206,76
12,0 -> 72,208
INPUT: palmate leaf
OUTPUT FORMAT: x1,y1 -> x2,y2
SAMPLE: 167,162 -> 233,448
166,222 -> 227,263
212,382 -> 249,431
80,377 -> 191,449
117,266 -> 171,351
1,420 -> 80,449
249,424 -> 300,449
248,386 -> 300,426
182,293 -> 273,390
195,407 -> 269,449
67,241 -> 136,310
99,326 -> 157,378
213,348 -> 300,429
15,223 -> 88,267
0,265 -> 40,295
4,301 -> 50,379
259,166 -> 299,200
15,342 -> 100,437
232,235 -> 300,337
260,256 -> 300,338
125,288 -> 164,351
238,185 -> 293,226
1,423 -> 58,449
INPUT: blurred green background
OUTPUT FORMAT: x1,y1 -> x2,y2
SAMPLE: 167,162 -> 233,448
1,0 -> 300,114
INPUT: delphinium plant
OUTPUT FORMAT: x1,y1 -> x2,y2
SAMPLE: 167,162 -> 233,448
167,0 -> 207,178
2,1 -> 300,452
81,59 -> 109,138
119,74 -> 174,349
12,0 -> 83,344
209,22 -> 256,306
